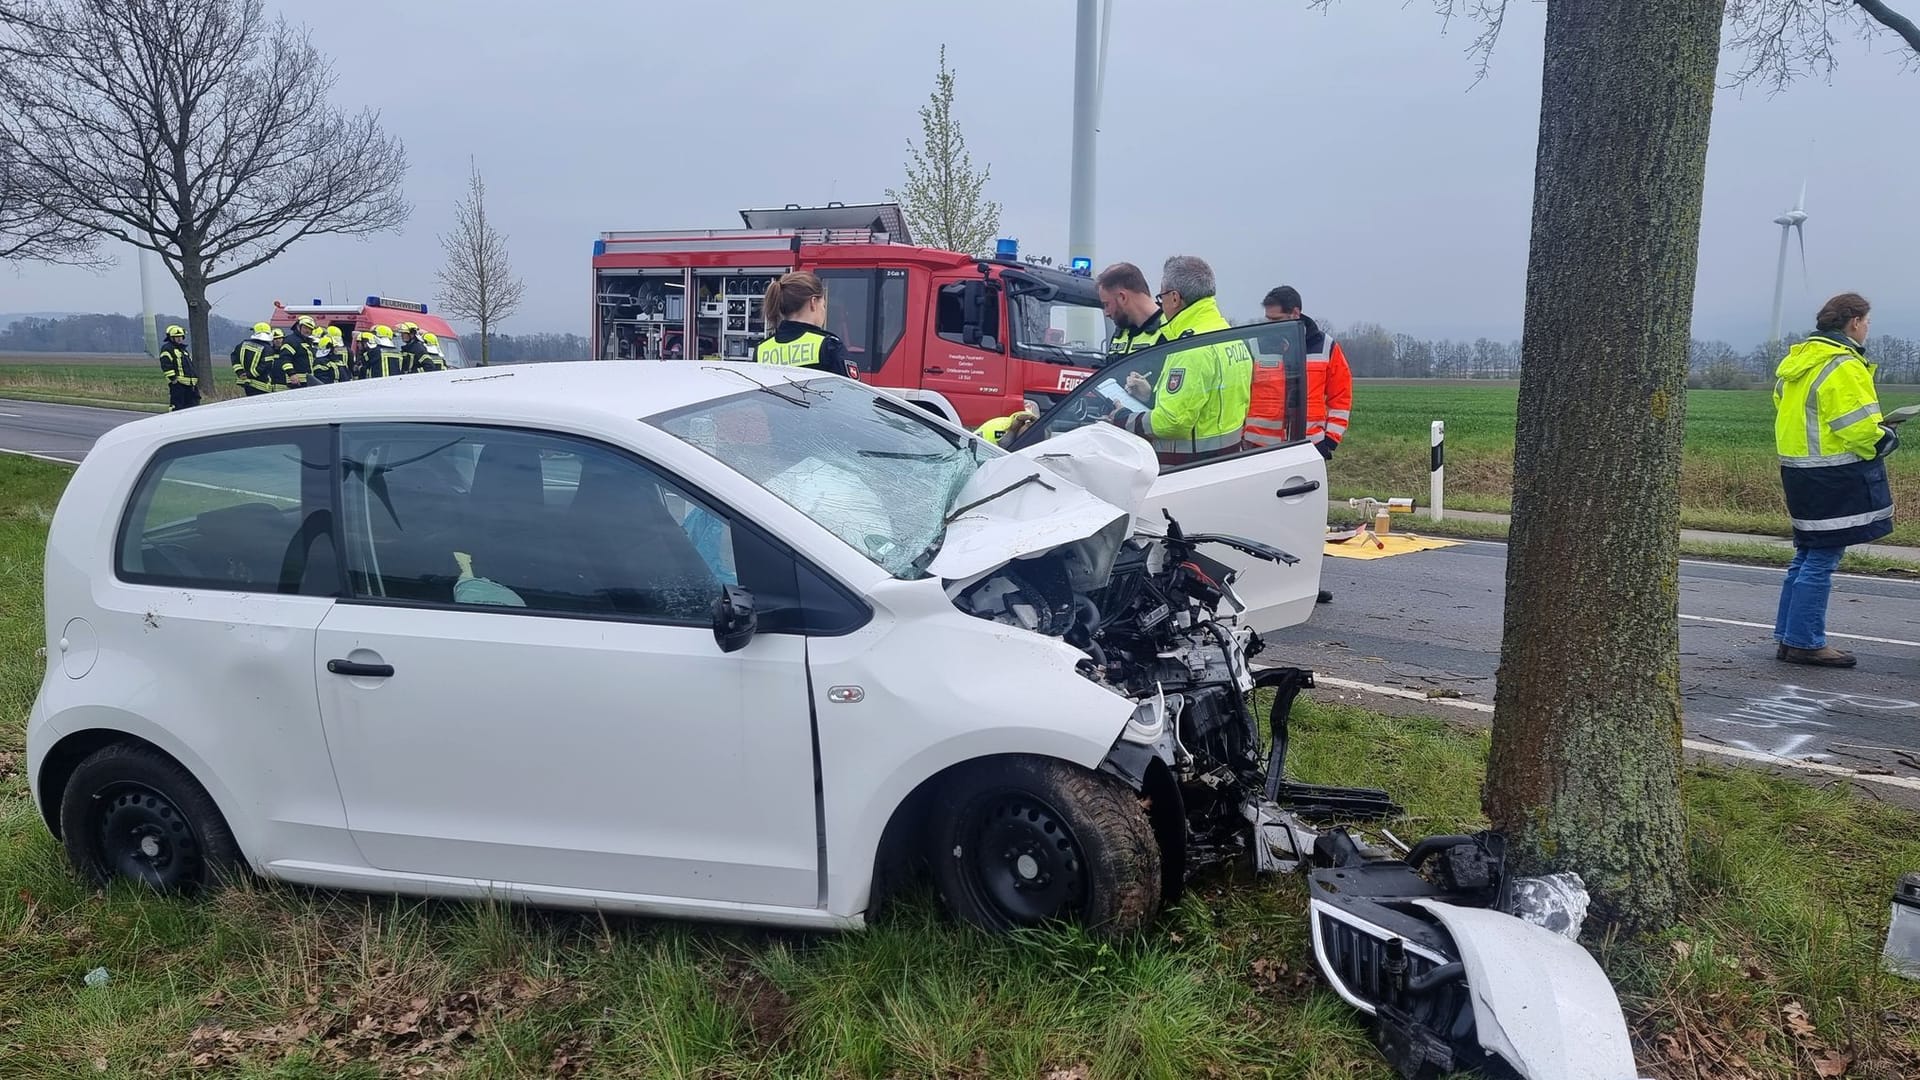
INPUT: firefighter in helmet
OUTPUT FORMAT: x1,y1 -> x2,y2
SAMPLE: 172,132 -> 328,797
230,322 -> 274,395
366,325 -> 409,379
398,322 -> 430,368
419,332 -> 448,372
279,315 -> 319,388
158,325 -> 201,410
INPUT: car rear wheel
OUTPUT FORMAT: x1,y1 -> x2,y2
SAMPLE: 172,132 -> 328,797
59,743 -> 241,894
931,757 -> 1160,936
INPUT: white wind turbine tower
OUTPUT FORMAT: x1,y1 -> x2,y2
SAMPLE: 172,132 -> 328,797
1767,180 -> 1809,350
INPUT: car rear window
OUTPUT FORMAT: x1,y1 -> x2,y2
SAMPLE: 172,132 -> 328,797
115,428 -> 337,594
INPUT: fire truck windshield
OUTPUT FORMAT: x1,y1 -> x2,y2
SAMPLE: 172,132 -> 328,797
1009,292 -> 1107,367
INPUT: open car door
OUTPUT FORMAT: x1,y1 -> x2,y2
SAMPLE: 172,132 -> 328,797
1008,320 -> 1326,631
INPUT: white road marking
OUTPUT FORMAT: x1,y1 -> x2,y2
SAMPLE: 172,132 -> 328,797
0,447 -> 82,465
1441,536 -> 1920,586
0,411 -> 19,417
1299,670 -> 1920,794
1679,613 -> 1920,649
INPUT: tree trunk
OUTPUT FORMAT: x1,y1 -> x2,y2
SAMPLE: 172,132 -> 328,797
1484,0 -> 1724,933
180,261 -> 220,402
479,317 -> 489,367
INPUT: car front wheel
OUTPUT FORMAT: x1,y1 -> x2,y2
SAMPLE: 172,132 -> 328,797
59,743 -> 241,894
931,757 -> 1161,936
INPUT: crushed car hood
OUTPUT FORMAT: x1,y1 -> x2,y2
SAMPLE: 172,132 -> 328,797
925,425 -> 1159,584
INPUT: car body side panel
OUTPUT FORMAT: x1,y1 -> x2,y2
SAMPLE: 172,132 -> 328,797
808,578 -> 1134,917
29,431 -> 355,869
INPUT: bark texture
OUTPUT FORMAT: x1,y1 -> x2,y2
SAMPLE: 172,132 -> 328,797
1485,0 -> 1726,933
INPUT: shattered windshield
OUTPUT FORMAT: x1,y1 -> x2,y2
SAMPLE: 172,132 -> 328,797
651,377 -> 986,579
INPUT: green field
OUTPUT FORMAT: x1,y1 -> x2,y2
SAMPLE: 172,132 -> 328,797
0,359 -> 167,409
3,453 -> 1920,1076
1337,382 -> 1920,548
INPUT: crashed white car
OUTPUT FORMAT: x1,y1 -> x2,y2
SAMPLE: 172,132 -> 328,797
27,354 -> 1643,1080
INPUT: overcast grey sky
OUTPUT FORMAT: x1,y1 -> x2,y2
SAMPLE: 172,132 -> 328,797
3,0 -> 1915,343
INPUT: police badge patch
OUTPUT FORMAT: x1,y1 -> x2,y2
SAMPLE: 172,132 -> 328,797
1166,367 -> 1185,393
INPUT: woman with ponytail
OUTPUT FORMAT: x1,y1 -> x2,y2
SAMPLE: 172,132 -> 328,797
754,271 -> 851,377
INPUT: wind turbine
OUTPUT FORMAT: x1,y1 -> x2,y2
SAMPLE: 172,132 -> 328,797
1767,181 -> 1809,349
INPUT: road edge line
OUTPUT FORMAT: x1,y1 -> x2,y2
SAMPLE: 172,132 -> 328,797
1304,672 -> 1920,793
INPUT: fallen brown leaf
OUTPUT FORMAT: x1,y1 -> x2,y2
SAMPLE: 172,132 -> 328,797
1813,1051 -> 1852,1077
1672,939 -> 1694,963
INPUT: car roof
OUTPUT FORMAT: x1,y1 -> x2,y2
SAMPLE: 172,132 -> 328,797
113,362 -> 829,443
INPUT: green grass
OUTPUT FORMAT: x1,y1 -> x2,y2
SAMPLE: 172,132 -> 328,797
4,454 -> 1920,1076
1339,383 -> 1920,547
0,362 -> 168,409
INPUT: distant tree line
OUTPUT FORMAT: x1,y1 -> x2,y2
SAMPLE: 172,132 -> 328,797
0,313 -> 251,354
1318,321 -> 1920,387
0,314 -> 589,364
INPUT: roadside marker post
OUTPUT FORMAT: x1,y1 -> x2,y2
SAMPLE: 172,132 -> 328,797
1430,420 -> 1445,522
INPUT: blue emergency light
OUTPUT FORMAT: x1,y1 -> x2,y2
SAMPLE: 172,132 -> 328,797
366,295 -> 429,314
1069,256 -> 1093,277
994,237 -> 1018,259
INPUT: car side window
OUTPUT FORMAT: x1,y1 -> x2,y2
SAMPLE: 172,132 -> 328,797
336,423 -> 843,630
1012,321 -> 1307,471
116,427 -> 337,595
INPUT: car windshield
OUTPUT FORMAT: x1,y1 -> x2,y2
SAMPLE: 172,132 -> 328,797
1009,293 -> 1107,366
650,376 -> 986,579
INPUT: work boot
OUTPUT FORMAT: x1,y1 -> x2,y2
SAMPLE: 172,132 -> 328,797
1776,643 -> 1788,661
1780,645 -> 1857,668
1317,590 -> 1333,604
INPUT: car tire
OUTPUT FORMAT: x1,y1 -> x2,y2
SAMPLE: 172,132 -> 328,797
59,743 -> 242,894
931,757 -> 1161,936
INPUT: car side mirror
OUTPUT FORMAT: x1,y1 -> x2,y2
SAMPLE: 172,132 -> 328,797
712,585 -> 757,653
961,280 -> 986,347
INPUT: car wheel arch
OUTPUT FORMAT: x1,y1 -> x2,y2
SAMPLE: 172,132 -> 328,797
866,751 -> 1161,917
36,728 -> 240,858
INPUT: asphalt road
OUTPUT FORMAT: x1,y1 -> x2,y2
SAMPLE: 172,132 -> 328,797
1272,539 -> 1920,784
8,396 -> 1919,788
0,397 -> 141,463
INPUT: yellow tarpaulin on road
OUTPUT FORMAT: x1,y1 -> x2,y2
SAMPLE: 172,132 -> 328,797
1324,529 -> 1462,560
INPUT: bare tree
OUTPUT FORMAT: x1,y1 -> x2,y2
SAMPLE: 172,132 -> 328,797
887,45 -> 1002,256
1315,0 -> 1919,931
0,141 -> 97,264
0,0 -> 409,395
435,158 -> 524,368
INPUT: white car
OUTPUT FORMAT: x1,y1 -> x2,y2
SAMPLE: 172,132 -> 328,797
26,339 -> 1328,932
26,353 -> 1657,1080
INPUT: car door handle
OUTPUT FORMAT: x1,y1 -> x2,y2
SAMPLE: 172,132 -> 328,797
925,366 -> 945,375
1275,480 -> 1322,498
327,659 -> 395,678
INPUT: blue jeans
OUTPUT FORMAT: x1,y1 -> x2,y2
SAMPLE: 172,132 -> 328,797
1774,544 -> 1845,650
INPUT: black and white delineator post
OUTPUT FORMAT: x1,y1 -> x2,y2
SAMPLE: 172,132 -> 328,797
1429,420 -> 1445,522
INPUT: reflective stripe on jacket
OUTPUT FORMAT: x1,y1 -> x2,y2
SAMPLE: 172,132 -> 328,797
756,321 -> 850,376
1773,332 -> 1894,547
159,345 -> 197,386
231,337 -> 272,392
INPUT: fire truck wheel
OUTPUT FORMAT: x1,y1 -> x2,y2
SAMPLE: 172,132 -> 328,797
930,756 -> 1160,937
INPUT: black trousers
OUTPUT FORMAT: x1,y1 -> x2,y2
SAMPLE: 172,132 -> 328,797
168,383 -> 201,411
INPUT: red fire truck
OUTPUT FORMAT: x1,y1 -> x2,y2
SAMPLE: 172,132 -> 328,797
590,202 -> 1110,428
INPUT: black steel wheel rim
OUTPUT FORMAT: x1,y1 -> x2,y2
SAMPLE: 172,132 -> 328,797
92,782 -> 203,889
960,792 -> 1087,926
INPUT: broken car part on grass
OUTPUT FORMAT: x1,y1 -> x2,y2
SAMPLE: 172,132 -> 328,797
966,428 -> 1648,1080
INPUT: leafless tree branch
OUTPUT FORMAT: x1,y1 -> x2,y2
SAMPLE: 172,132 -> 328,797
436,158 -> 524,367
0,0 -> 409,388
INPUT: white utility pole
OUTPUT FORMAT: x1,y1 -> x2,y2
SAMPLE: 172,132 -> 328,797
1066,0 -> 1103,348
137,246 -> 158,358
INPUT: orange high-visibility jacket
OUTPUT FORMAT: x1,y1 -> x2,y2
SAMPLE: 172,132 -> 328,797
1244,315 -> 1352,448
